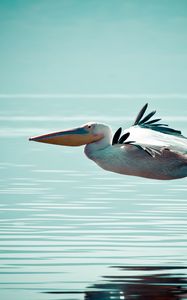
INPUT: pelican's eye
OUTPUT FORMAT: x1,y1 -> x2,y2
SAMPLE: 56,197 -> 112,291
87,124 -> 93,129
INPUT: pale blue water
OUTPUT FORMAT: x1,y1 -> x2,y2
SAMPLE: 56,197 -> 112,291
0,97 -> 187,300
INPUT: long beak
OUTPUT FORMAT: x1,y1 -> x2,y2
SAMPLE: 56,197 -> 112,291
29,127 -> 103,146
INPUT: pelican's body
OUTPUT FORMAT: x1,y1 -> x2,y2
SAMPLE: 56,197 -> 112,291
29,104 -> 187,180
85,126 -> 187,180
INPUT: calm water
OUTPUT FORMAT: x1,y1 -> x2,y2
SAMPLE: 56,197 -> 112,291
1,97 -> 187,300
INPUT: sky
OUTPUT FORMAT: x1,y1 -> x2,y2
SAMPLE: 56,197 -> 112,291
0,0 -> 187,95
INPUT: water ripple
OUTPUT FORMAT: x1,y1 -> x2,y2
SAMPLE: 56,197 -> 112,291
1,101 -> 187,299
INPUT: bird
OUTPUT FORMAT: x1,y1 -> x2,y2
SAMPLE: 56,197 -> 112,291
29,103 -> 187,180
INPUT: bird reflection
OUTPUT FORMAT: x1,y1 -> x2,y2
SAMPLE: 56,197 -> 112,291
85,266 -> 187,300
44,266 -> 187,300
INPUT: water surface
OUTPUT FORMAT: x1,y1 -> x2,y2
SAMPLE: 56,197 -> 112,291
0,97 -> 187,300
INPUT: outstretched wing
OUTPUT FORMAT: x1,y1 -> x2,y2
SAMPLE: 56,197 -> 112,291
133,103 -> 182,136
112,103 -> 187,157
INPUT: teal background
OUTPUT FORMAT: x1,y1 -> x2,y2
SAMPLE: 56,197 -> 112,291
0,0 -> 187,94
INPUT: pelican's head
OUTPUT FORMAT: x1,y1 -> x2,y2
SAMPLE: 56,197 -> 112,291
29,122 -> 111,147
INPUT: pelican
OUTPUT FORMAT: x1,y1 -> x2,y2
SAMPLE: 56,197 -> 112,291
29,104 -> 187,180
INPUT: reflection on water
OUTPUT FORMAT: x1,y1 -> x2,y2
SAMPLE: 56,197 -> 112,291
0,98 -> 187,300
45,266 -> 187,299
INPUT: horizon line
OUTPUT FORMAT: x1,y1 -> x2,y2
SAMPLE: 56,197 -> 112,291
0,93 -> 187,99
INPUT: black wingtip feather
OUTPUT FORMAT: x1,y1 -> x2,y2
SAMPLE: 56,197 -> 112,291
112,127 -> 122,145
144,118 -> 162,125
133,104 -> 183,137
139,110 -> 156,124
133,103 -> 148,125
118,132 -> 130,144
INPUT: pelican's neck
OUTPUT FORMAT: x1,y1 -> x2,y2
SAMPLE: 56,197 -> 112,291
84,131 -> 112,160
